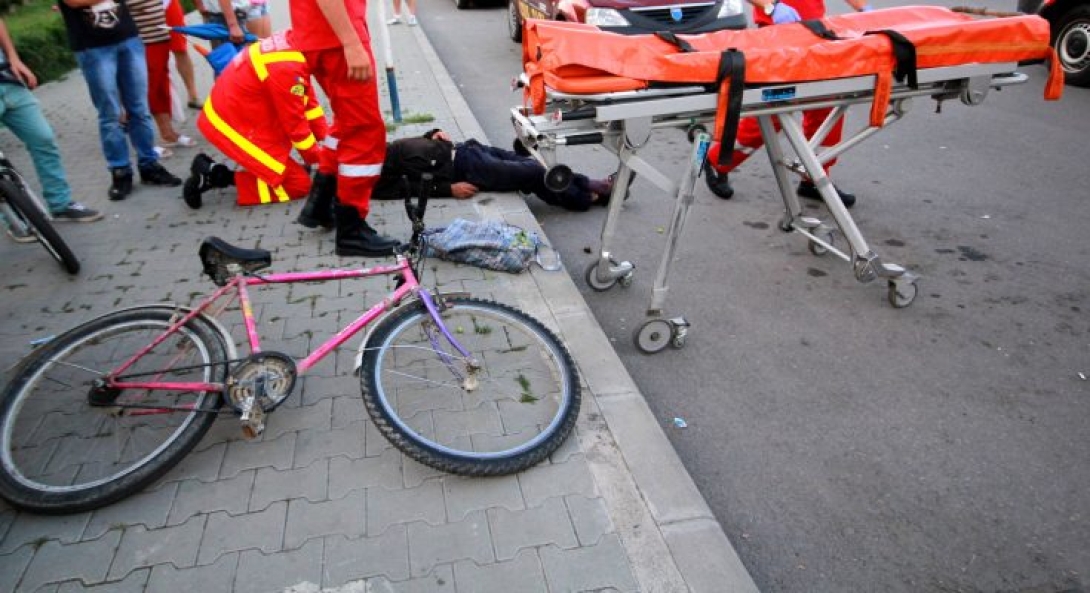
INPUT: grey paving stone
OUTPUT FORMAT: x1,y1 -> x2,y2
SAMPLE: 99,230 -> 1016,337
541,534 -> 639,593
234,538 -> 323,593
442,474 -> 524,522
517,455 -> 597,508
146,552 -> 238,593
293,424 -> 365,469
367,480 -> 445,537
322,528 -> 410,586
452,550 -> 548,593
488,497 -> 578,561
406,510 -> 494,578
0,545 -> 33,592
56,568 -> 149,592
565,495 -> 615,547
263,398 -> 333,442
365,564 -> 455,593
251,460 -> 330,512
400,455 -> 444,488
167,470 -> 256,526
284,490 -> 365,549
328,448 -> 401,500
108,515 -> 206,581
331,395 -> 367,430
297,374 -> 356,410
18,529 -> 122,592
0,512 -> 90,554
160,439 -> 226,483
197,501 -> 287,565
84,482 -> 180,540
220,432 -> 297,479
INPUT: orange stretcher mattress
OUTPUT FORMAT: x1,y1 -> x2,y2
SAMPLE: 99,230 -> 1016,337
521,6 -> 1063,123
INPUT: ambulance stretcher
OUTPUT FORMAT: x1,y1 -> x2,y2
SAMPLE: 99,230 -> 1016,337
509,6 -> 1062,353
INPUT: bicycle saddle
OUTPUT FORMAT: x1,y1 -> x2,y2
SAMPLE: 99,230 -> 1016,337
199,236 -> 272,286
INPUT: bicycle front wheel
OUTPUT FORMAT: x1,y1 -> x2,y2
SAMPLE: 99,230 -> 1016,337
361,297 -> 580,476
0,178 -> 80,274
0,308 -> 227,514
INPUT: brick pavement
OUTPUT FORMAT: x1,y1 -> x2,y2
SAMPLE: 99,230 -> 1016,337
0,5 -> 758,592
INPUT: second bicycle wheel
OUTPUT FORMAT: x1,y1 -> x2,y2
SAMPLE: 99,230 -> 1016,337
0,178 -> 80,274
0,308 -> 227,514
361,297 -> 580,476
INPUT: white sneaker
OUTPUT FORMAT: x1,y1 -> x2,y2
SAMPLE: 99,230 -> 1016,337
387,14 -> 401,24
407,14 -> 417,26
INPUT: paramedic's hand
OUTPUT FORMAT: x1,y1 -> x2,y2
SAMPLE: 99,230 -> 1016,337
344,42 -> 373,81
451,182 -> 479,199
771,2 -> 801,24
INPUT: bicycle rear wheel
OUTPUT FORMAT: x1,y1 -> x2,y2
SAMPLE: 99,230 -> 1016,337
0,308 -> 227,514
0,178 -> 80,274
361,297 -> 580,476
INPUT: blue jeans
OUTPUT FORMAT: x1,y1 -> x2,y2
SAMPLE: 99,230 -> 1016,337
75,36 -> 158,172
0,84 -> 72,212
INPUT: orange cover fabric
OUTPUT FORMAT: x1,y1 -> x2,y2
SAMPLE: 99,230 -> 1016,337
522,6 -> 1062,118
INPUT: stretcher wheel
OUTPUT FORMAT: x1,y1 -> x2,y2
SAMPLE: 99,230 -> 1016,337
585,261 -> 618,292
634,319 -> 673,354
808,231 -> 833,256
544,165 -> 573,193
887,279 -> 918,309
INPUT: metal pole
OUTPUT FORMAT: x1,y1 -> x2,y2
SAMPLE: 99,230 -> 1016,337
374,0 -> 402,122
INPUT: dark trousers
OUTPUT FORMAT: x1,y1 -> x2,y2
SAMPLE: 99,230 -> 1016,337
453,140 -> 594,211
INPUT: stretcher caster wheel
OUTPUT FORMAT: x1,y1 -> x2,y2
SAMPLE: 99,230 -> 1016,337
686,124 -> 707,144
585,260 -> 633,292
888,279 -> 918,309
544,165 -> 573,192
808,231 -> 833,256
635,319 -> 673,354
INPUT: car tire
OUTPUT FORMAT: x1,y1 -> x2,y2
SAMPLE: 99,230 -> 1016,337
508,0 -> 523,43
1053,4 -> 1090,87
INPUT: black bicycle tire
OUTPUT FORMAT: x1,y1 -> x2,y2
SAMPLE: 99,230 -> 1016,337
0,178 -> 81,274
0,309 -> 227,514
361,297 -> 580,476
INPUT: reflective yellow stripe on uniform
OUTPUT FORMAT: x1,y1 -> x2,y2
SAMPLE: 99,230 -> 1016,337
203,101 -> 286,175
293,134 -> 317,151
248,43 -> 306,82
305,105 -> 325,120
257,180 -> 291,204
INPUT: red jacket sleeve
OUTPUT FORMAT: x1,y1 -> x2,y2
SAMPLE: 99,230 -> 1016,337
266,62 -> 323,165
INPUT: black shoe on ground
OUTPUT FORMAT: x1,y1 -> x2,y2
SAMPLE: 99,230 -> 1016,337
182,174 -> 203,209
797,179 -> 856,210
297,172 -> 337,229
108,168 -> 133,201
334,205 -> 401,257
139,162 -> 182,187
52,201 -> 103,222
703,163 -> 734,200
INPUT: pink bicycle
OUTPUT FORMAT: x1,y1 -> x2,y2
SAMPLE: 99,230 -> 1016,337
0,189 -> 580,514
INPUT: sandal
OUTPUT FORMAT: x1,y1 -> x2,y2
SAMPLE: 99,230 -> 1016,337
154,146 -> 174,159
162,135 -> 198,148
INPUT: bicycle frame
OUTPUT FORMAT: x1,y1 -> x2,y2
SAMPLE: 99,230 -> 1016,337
105,253 -> 473,399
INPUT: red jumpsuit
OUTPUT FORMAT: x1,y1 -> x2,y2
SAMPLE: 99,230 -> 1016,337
197,31 -> 329,206
288,0 -> 386,220
708,0 -> 844,174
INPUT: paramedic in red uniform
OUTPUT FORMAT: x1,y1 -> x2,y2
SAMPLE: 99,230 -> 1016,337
188,30 -> 328,209
708,0 -> 872,208
289,0 -> 400,257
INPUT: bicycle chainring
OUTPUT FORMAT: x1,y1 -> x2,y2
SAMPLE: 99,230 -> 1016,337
227,352 -> 297,414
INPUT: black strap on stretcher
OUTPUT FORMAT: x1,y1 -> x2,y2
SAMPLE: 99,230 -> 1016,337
655,32 -> 745,167
800,20 -> 919,89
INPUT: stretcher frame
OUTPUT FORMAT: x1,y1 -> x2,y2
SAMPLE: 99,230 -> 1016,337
511,61 -> 1029,352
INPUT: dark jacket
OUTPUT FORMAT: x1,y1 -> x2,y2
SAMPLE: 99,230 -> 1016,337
373,132 -> 456,200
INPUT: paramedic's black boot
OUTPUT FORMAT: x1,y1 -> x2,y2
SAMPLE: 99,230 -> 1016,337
297,172 -> 337,229
333,205 -> 401,257
703,163 -> 734,200
183,153 -> 234,210
797,179 -> 856,210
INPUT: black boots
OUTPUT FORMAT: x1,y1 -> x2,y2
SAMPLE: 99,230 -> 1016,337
297,172 -> 336,229
333,205 -> 401,257
183,153 -> 235,210
108,168 -> 133,201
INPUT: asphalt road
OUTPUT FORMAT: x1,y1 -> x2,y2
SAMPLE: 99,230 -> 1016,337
413,1 -> 1090,590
